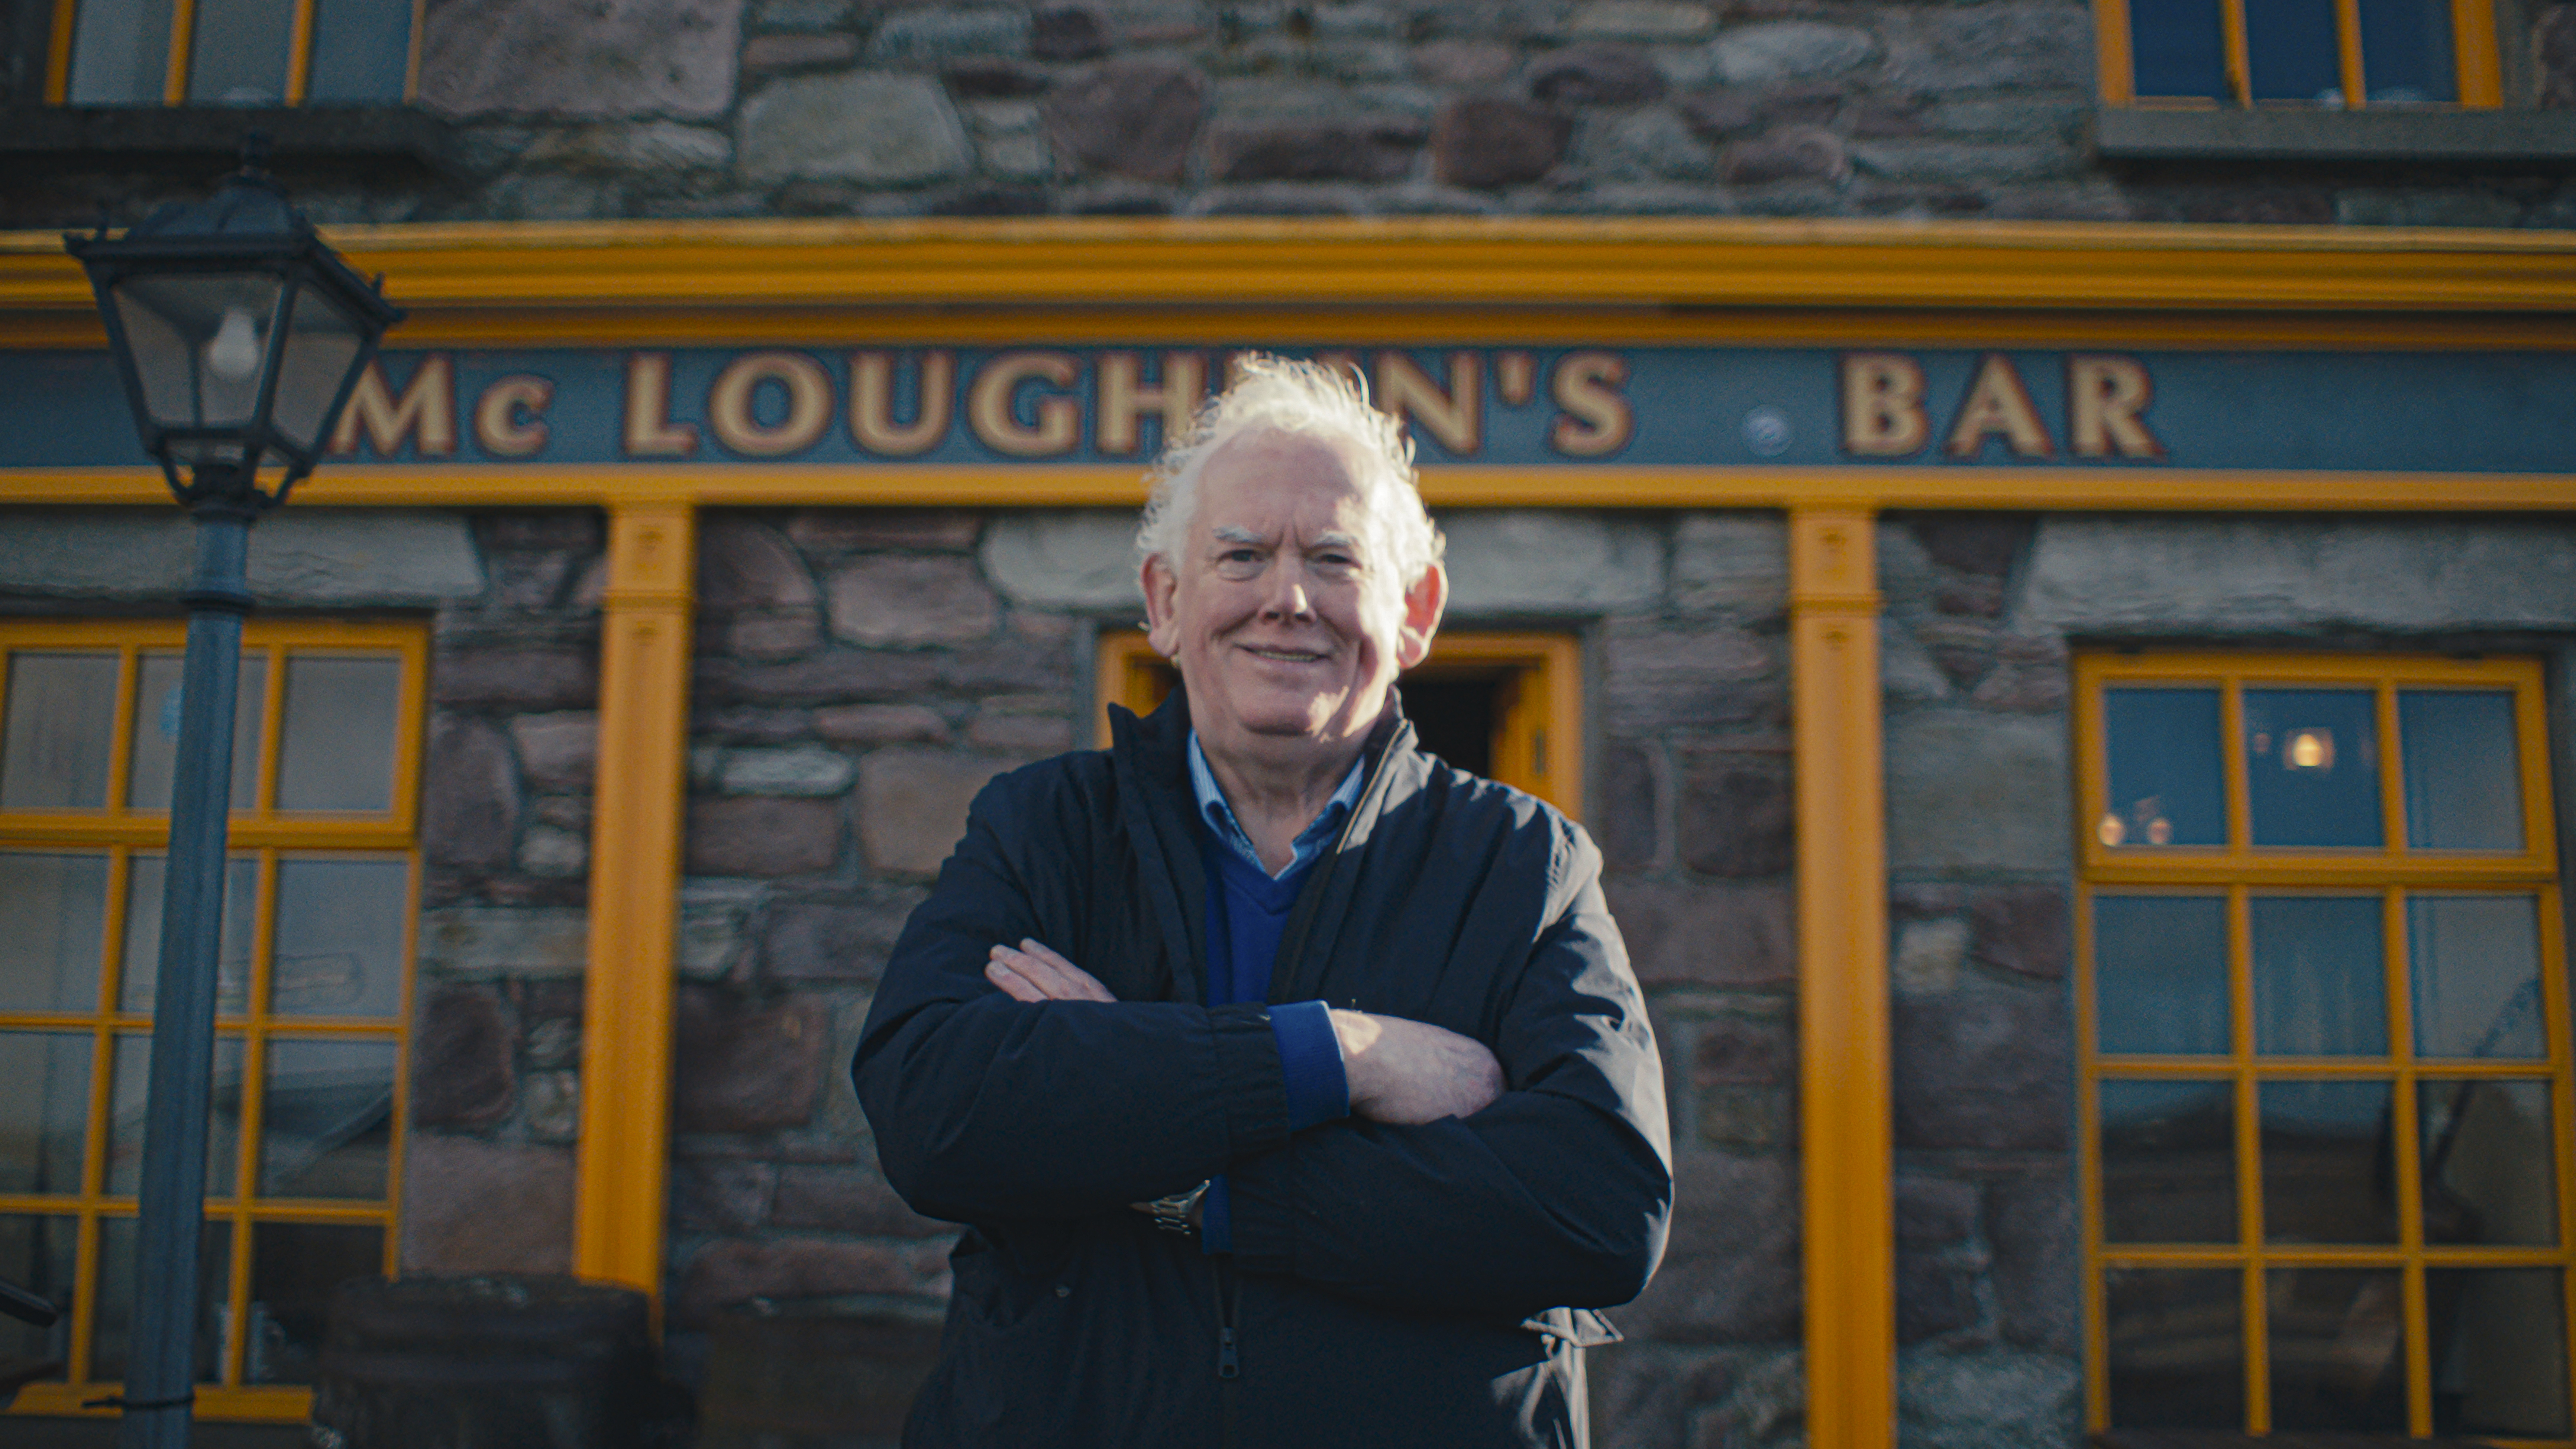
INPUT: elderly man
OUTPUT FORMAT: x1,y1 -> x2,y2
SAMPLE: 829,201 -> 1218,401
853,356 -> 1671,1448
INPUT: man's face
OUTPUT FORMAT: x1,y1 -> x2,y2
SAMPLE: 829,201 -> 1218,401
1141,428 -> 1444,765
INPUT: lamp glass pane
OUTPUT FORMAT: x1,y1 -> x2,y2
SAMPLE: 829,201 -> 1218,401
271,286 -> 365,453
185,0 -> 294,103
106,272 -> 285,433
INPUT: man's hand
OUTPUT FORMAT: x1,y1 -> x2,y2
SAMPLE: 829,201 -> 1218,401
986,939 -> 1118,1003
1331,1009 -> 1504,1125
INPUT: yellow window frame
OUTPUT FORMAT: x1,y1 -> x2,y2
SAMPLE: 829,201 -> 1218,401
2073,650 -> 2576,1442
1093,629 -> 1585,820
0,617 -> 427,1423
2093,0 -> 2503,109
43,0 -> 426,106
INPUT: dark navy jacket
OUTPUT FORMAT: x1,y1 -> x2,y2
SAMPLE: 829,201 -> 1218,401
852,689 -> 1673,1448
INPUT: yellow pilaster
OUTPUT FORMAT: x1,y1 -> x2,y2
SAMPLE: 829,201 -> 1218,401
575,501 -> 697,1306
1789,506 -> 1894,1449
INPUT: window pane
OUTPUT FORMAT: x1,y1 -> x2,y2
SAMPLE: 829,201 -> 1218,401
2101,1078 -> 2238,1243
2245,688 -> 2382,848
275,655 -> 401,812
89,1215 -> 229,1384
2428,1268 -> 2571,1437
2260,1079 -> 2397,1243
2095,895 -> 2230,1054
2410,894 -> 2544,1059
2129,0 -> 2231,98
2267,1267 -> 2408,1430
1,651 -> 119,809
0,1214 -> 78,1371
184,0 -> 294,103
2421,1079 -> 2558,1246
259,1038 -> 395,1200
0,1032 -> 93,1196
248,1220 -> 383,1384
0,851 -> 109,1013
119,853 -> 256,1016
271,857 -> 407,1018
2103,687 -> 2227,848
307,0 -> 413,101
2399,690 -> 2521,850
2246,0 -> 2345,100
2104,1268 -> 2245,1428
129,650 -> 266,814
2252,895 -> 2387,1056
107,1033 -> 243,1199
66,0 -> 176,102
2358,0 -> 2457,102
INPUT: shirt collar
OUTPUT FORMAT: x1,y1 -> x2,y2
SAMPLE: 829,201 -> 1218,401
1187,730 -> 1367,880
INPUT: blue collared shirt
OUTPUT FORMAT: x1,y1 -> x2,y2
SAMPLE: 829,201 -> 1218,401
1187,731 -> 1368,880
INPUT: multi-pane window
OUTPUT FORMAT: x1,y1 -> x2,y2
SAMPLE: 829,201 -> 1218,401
0,621 -> 422,1422
2097,0 -> 2500,107
2076,653 -> 2575,1440
50,0 -> 416,106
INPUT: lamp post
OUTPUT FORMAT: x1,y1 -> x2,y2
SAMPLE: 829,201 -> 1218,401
65,138 -> 403,1449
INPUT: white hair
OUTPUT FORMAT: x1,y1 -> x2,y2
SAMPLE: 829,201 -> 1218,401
1135,353 -> 1444,590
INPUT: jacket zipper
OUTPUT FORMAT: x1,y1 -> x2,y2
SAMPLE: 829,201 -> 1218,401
1216,1256 -> 1241,1449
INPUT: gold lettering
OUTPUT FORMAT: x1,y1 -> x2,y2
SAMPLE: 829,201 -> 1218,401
850,350 -> 954,456
1495,351 -> 1536,407
472,375 -> 553,458
1840,353 -> 1928,457
1945,353 -> 2053,459
2067,355 -> 2162,459
622,352 -> 699,458
1096,351 -> 1206,455
708,350 -> 832,457
329,355 -> 456,457
1375,350 -> 1481,455
967,351 -> 1081,458
1548,352 -> 1632,458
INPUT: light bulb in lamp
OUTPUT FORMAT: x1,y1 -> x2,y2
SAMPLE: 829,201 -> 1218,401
206,307 -> 264,383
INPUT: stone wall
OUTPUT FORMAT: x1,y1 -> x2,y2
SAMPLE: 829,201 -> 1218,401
10,0 -> 2576,228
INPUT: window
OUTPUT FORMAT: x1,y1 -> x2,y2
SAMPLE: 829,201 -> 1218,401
1095,631 -> 1584,818
49,0 -> 417,105
0,620 -> 424,1422
2075,652 -> 2575,1440
2096,0 -> 2501,107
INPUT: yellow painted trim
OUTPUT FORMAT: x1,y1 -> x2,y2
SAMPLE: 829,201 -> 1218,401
282,0 -> 316,104
44,0 -> 75,101
2336,0 -> 2370,109
2096,0 -> 2138,104
2456,0 -> 2505,104
573,503 -> 695,1311
2222,0 -> 2255,103
1790,508 -> 1894,1449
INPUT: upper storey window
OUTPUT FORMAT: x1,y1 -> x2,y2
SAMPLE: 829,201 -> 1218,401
53,0 -> 415,105
2098,0 -> 2502,107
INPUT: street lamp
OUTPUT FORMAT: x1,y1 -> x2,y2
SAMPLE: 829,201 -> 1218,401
64,137 -> 402,1449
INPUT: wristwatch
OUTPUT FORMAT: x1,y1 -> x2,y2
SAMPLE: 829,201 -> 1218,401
1131,1181 -> 1210,1236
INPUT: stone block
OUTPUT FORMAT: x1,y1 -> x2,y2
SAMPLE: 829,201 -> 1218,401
1878,4 -> 2094,93
523,120 -> 733,168
1670,513 -> 1786,618
976,510 -> 1140,609
719,745 -> 857,796
1893,985 -> 2071,1151
967,712 -> 1072,754
1720,126 -> 1849,185
1692,1012 -> 1791,1086
867,6 -> 1027,65
522,1070 -> 579,1139
1574,1 -> 1715,38
422,715 -> 520,872
1414,39 -> 1515,86
1897,1251 -> 1981,1343
1968,886 -> 2068,981
774,1163 -> 953,1235
1677,751 -> 1793,878
1987,1174 -> 2078,1355
2545,3 -> 2576,107
401,1136 -> 573,1274
947,57 -> 1056,97
860,750 -> 1019,876
1893,917 -> 1966,996
788,510 -> 984,553
433,647 -> 598,711
814,703 -> 953,744
1432,97 -> 1571,188
419,905 -> 591,976
1442,512 -> 1668,614
699,518 -> 820,613
676,1236 -> 954,1327
760,887 -> 925,981
1529,43 -> 1668,104
938,635 -> 1075,693
411,986 -> 517,1127
1852,141 -> 2079,186
697,651 -> 947,706
1044,58 -> 1209,183
740,72 -> 974,184
678,899 -> 753,979
1603,880 -> 1794,987
1895,1348 -> 2079,1449
826,556 -> 1001,645
1591,106 -> 1719,179
675,987 -> 833,1131
1884,711 -> 2069,874
1708,20 -> 1875,85
1897,1175 -> 1978,1244
1594,738 -> 1664,873
1883,618 -> 1952,706
0,508 -> 482,606
418,0 -> 739,118
510,712 -> 598,792
1207,118 -> 1426,182
519,824 -> 588,878
740,31 -> 858,69
1698,1084 -> 1792,1150
672,1156 -> 778,1232
1032,3 -> 1110,61
2022,517 -> 2576,635
696,705 -> 818,744
1626,1151 -> 1801,1341
686,795 -> 840,877
1603,624 -> 1782,733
